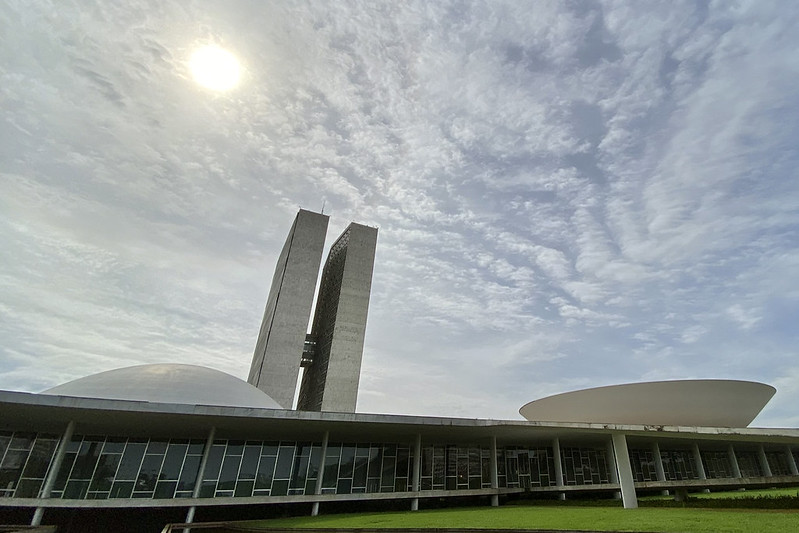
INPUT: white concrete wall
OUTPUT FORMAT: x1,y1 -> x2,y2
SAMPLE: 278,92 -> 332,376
319,223 -> 377,412
247,210 -> 328,408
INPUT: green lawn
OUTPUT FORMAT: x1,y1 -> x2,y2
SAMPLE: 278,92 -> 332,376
246,505 -> 799,533
642,486 -> 799,500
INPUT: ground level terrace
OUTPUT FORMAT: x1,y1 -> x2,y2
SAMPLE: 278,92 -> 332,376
2,390 -> 799,525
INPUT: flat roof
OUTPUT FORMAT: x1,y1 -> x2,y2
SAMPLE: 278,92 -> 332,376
3,390 -> 798,446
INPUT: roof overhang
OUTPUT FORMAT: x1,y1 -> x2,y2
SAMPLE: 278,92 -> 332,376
2,390 -> 797,446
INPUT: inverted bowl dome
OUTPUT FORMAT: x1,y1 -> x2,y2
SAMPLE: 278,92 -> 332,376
42,363 -> 281,409
519,379 -> 775,427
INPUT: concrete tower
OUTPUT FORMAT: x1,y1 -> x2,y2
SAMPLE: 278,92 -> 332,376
297,223 -> 378,412
247,209 -> 329,409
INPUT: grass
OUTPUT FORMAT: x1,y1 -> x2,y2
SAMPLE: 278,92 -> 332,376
207,488 -> 799,533
240,505 -> 799,533
641,486 -> 799,500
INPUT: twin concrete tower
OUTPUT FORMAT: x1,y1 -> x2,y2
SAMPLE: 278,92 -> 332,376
247,210 -> 378,412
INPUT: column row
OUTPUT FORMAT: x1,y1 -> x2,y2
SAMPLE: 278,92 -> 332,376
4,428 -> 797,504
628,443 -> 799,482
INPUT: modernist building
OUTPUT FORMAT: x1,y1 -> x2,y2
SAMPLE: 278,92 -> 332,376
298,223 -> 378,412
247,211 -> 377,413
247,209 -> 329,409
1,211 -> 798,532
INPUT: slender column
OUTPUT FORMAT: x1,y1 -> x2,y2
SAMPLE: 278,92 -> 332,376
552,438 -> 565,500
727,444 -> 741,478
31,421 -> 76,526
611,433 -> 638,509
489,436 -> 499,507
785,446 -> 798,476
411,434 -> 422,511
184,426 -> 216,531
311,431 -> 330,516
652,443 -> 666,481
692,443 -> 709,493
605,438 -> 621,500
758,445 -> 772,477
652,442 -> 668,496
692,443 -> 706,479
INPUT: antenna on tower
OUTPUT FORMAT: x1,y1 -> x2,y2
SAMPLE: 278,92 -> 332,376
321,199 -> 326,215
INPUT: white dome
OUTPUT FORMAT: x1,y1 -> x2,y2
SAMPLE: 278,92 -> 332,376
42,364 -> 282,409
519,379 -> 775,427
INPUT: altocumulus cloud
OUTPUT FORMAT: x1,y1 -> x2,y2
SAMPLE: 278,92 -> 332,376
1,0 -> 798,425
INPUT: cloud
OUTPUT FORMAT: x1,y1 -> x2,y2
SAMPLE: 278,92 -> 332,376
1,0 -> 799,425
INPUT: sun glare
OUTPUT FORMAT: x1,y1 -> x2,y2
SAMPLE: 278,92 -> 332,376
189,45 -> 241,91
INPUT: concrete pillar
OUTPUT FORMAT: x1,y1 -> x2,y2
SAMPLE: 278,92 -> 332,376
184,426 -> 216,531
552,438 -> 565,500
651,442 -> 668,496
610,433 -> 638,509
758,445 -> 772,478
785,446 -> 798,476
652,442 -> 666,481
605,438 -> 621,500
727,444 -> 741,478
411,434 -> 421,511
31,420 -> 75,526
692,443 -> 708,493
489,436 -> 499,507
692,443 -> 706,479
311,431 -> 330,516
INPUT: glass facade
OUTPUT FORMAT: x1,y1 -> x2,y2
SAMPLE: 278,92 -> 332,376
700,450 -> 733,479
0,431 -> 59,498
419,445 -> 490,491
500,446 -> 556,489
560,447 -> 610,485
629,447 -> 799,481
734,450 -> 762,478
629,449 -> 658,482
51,437 -> 421,500
659,449 -> 698,481
52,435 -> 205,500
420,445 -> 447,490
3,430 -> 797,501
765,451 -> 790,476
201,440 -> 318,498
322,442 -> 411,494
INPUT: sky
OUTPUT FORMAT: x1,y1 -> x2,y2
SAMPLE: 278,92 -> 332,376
2,0 -> 799,427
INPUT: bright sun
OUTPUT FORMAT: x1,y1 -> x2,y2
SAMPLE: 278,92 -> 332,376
189,45 -> 241,91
